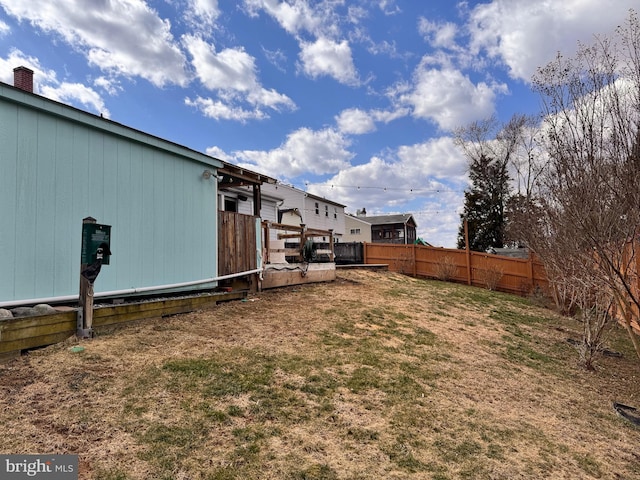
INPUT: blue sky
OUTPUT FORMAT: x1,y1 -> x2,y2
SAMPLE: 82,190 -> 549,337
0,0 -> 637,247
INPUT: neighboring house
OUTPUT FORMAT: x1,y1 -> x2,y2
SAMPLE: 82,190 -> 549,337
0,66 -> 267,306
355,212 -> 418,244
343,213 -> 373,243
219,184 -> 281,224
261,183 -> 346,242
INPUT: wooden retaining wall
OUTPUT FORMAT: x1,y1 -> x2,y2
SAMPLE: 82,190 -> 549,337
364,243 -> 549,296
0,292 -> 245,361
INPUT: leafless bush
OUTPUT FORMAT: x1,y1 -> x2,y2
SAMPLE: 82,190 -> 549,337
396,252 -> 413,275
434,256 -> 458,281
528,9 -> 640,361
479,264 -> 504,291
574,289 -> 613,370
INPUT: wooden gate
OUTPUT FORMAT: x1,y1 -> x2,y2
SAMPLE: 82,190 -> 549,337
218,211 -> 258,276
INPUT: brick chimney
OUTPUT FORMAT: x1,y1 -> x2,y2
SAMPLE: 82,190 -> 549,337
13,66 -> 34,93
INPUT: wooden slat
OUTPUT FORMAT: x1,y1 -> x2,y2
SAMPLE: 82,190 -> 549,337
0,292 -> 246,358
218,211 -> 257,276
364,243 -> 549,297
0,312 -> 76,353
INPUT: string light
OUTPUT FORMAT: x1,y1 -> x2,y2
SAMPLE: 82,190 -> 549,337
300,182 -> 462,194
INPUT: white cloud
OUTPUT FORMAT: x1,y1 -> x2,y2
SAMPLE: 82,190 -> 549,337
0,18 -> 9,35
184,0 -> 221,32
0,49 -> 55,88
336,108 -> 376,135
185,96 -> 268,122
262,47 -> 288,72
314,136 -> 466,203
40,82 -> 110,117
397,55 -> 505,131
243,0 -> 357,85
249,87 -> 297,111
0,0 -> 188,87
243,0 -> 328,37
298,37 -> 358,85
205,145 -> 233,162
396,136 -> 468,180
183,34 -> 295,121
93,76 -> 122,96
466,0 -> 640,81
305,135 -> 468,247
370,107 -> 411,124
346,5 -> 368,25
418,18 -> 458,49
378,0 -> 401,16
215,127 -> 353,178
0,49 -> 110,116
185,35 -> 259,92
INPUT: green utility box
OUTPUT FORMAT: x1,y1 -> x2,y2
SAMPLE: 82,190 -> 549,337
81,222 -> 111,265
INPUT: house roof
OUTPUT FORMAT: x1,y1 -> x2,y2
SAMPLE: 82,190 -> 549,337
345,214 -> 372,226
0,81 -> 224,170
268,182 -> 346,208
358,214 -> 417,227
2,78 -> 280,189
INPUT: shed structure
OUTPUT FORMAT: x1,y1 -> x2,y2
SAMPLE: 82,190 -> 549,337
1,67 -> 228,306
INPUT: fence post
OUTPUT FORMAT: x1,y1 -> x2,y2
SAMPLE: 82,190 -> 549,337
363,242 -> 368,265
464,219 -> 472,285
329,229 -> 335,261
412,243 -> 417,277
527,250 -> 534,293
263,221 -> 270,264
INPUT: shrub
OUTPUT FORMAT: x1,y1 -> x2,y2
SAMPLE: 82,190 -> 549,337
434,256 -> 458,281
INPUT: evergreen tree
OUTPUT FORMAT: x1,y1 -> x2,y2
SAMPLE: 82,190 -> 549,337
456,154 -> 511,251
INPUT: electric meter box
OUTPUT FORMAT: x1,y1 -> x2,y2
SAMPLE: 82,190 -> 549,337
81,223 -> 111,265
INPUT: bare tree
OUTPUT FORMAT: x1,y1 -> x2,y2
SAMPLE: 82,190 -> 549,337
530,9 -> 640,360
454,115 -> 543,249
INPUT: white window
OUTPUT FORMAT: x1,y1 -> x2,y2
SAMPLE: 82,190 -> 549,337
350,228 -> 360,235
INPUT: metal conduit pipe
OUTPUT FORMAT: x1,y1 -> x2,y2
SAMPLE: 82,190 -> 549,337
0,267 -> 263,309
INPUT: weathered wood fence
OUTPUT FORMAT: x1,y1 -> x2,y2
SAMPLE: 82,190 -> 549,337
218,211 -> 258,276
364,243 -> 549,297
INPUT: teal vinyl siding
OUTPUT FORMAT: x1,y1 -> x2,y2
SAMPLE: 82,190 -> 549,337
0,85 -> 221,303
0,100 -> 18,299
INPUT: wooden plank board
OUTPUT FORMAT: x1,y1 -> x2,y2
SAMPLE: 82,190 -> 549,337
0,292 -> 246,358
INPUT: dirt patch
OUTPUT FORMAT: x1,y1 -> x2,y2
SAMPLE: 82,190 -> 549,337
0,269 -> 639,479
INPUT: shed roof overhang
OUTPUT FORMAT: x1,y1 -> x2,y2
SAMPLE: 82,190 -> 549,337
215,161 -> 277,216
216,162 -> 276,188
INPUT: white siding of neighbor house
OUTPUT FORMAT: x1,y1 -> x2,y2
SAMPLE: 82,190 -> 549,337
261,183 -> 345,240
220,186 -> 280,224
343,215 -> 372,243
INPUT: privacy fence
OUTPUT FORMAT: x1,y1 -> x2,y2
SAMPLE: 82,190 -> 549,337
363,243 -> 549,297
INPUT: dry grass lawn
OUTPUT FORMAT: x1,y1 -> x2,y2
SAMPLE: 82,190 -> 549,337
1,269 -> 639,479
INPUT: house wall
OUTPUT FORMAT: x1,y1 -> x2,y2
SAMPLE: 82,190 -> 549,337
225,187 -> 279,224
262,183 -> 345,240
343,215 -> 372,242
0,84 -> 222,304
